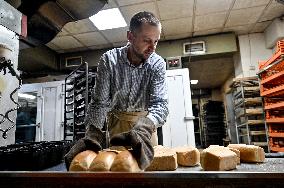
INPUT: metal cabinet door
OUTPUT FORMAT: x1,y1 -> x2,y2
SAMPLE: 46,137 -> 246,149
18,81 -> 64,142
41,86 -> 64,141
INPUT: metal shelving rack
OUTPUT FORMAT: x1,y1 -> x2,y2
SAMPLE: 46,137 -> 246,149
192,103 -> 203,148
64,62 -> 96,141
232,77 -> 268,149
201,100 -> 226,147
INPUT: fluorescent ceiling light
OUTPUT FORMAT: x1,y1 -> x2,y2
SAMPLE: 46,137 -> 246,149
18,93 -> 36,100
89,8 -> 127,30
190,80 -> 199,85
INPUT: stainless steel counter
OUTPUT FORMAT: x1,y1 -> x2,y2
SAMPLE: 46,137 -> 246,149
0,158 -> 284,188
176,158 -> 284,172
43,158 -> 284,172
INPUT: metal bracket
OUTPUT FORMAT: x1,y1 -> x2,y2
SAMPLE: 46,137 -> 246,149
184,116 -> 195,120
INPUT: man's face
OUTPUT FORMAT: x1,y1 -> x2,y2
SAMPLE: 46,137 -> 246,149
128,23 -> 161,61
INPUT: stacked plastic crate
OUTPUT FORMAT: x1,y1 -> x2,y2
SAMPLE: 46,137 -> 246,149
259,40 -> 284,152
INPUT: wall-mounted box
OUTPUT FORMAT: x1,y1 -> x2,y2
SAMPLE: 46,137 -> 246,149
65,56 -> 82,67
166,56 -> 182,70
183,41 -> 206,55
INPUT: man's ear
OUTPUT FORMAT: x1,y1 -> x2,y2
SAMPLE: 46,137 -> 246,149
127,31 -> 133,42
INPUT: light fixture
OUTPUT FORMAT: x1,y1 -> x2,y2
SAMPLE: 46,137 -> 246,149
18,93 -> 36,100
89,8 -> 127,30
190,80 -> 198,85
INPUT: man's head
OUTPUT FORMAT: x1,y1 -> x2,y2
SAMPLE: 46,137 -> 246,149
129,11 -> 161,34
127,11 -> 161,62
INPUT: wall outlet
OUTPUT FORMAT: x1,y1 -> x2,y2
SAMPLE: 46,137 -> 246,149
249,65 -> 256,70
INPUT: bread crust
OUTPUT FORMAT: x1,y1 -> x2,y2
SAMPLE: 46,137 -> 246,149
69,150 -> 97,171
200,147 -> 237,171
111,150 -> 141,172
89,151 -> 117,171
174,146 -> 200,166
228,144 -> 265,163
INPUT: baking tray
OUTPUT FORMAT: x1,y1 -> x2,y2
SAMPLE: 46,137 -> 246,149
0,158 -> 284,188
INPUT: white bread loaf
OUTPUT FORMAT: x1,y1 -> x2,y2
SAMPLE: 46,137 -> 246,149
228,147 -> 241,164
174,146 -> 200,166
208,145 -> 240,164
227,144 -> 265,163
200,147 -> 237,171
110,150 -> 141,172
69,150 -> 97,171
89,151 -> 117,171
146,145 -> 178,171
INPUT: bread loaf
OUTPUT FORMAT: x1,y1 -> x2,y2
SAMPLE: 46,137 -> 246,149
89,151 -> 117,171
69,150 -> 97,171
228,147 -> 240,164
227,144 -> 265,163
208,145 -> 240,164
208,145 -> 240,165
200,147 -> 237,171
146,145 -> 178,171
174,146 -> 200,166
110,150 -> 141,172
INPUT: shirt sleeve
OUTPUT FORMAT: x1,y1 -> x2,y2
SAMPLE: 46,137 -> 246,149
84,54 -> 111,129
146,58 -> 169,127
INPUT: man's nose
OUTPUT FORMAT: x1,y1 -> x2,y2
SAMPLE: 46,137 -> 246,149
149,42 -> 156,51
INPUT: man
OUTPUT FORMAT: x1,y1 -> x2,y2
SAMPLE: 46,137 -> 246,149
65,11 -> 168,170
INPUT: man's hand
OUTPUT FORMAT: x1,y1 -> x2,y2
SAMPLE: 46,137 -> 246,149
64,126 -> 104,170
110,117 -> 155,170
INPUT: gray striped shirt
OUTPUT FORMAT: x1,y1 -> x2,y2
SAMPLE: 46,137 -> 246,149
85,45 -> 168,129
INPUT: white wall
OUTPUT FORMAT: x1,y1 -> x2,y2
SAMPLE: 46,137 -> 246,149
233,52 -> 243,78
265,18 -> 284,48
238,33 -> 273,77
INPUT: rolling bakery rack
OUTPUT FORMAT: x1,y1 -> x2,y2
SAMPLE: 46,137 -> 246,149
201,100 -> 226,147
64,62 -> 96,141
259,40 -> 284,152
231,77 -> 268,149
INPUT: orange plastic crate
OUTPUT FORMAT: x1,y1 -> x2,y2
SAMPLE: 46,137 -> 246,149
260,84 -> 284,97
259,58 -> 284,97
263,98 -> 284,109
268,124 -> 284,137
265,101 -> 284,110
259,40 -> 284,153
259,40 -> 284,70
265,109 -> 284,120
260,66 -> 284,86
269,137 -> 284,152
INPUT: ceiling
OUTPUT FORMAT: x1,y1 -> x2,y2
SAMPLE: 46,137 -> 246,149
15,0 -> 284,89
46,0 -> 284,53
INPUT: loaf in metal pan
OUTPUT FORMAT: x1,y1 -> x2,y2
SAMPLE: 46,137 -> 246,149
69,150 -> 97,171
89,151 -> 117,171
110,150 -> 141,172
